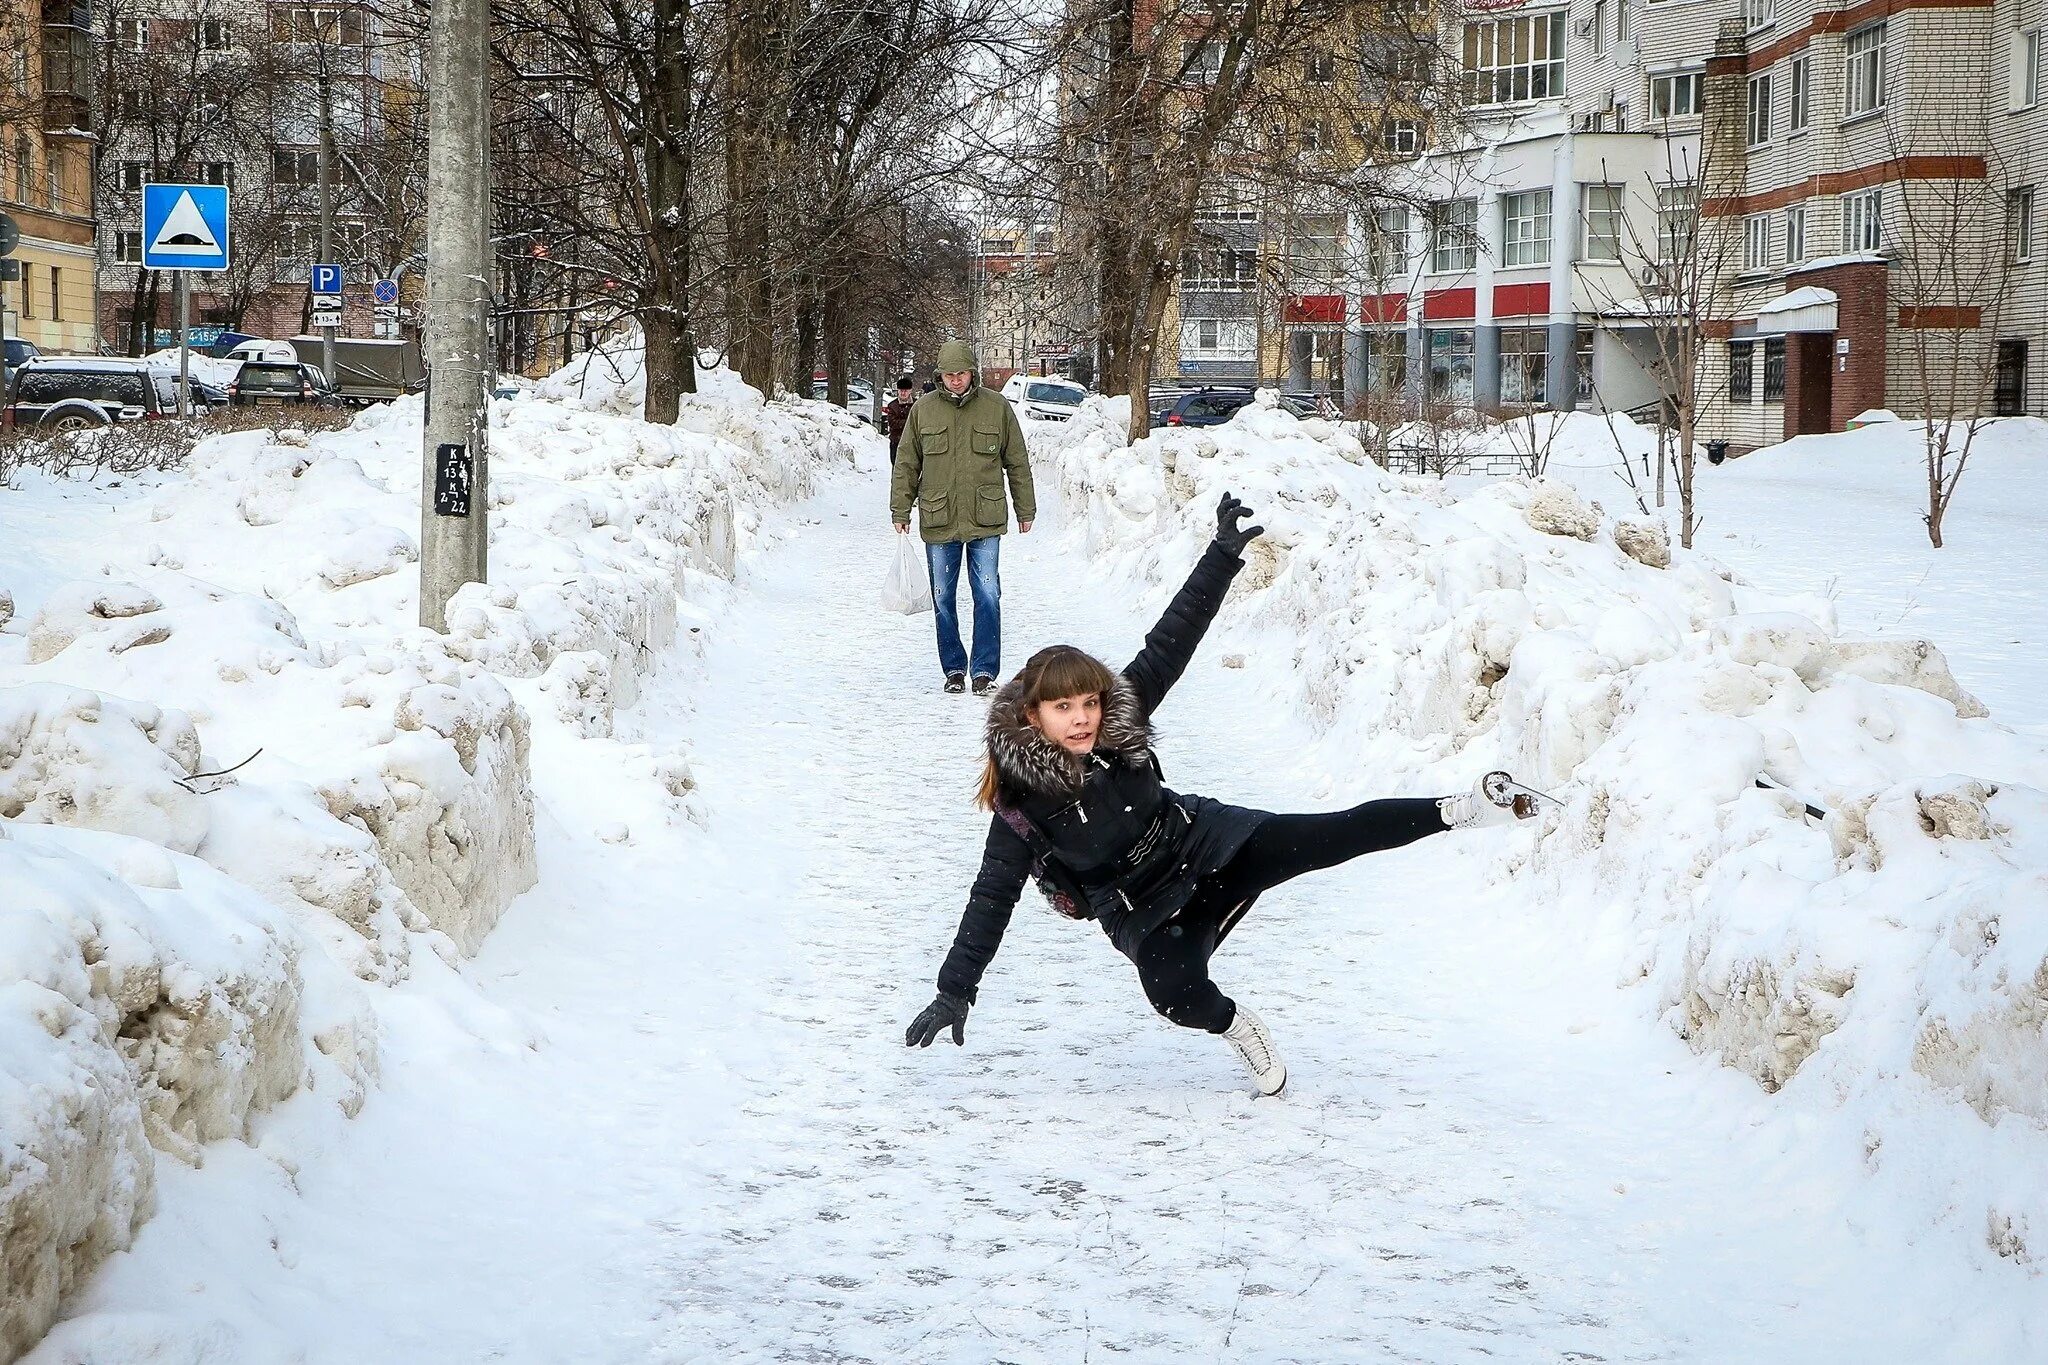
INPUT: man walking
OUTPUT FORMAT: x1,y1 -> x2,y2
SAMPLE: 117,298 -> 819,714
883,375 -> 916,458
891,339 -> 1035,696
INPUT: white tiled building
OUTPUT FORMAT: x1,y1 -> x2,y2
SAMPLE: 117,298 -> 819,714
1351,0 -> 2047,442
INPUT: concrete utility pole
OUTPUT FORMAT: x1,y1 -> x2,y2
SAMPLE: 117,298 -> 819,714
317,57 -> 336,385
419,0 -> 493,630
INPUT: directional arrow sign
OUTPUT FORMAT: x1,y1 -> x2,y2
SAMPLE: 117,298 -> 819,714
141,184 -> 231,271
311,263 -> 344,295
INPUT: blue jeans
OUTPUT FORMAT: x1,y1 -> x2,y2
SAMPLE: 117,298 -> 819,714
926,536 -> 1001,680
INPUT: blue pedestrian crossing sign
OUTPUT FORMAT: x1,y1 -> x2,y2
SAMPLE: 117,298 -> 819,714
311,263 -> 344,295
141,184 -> 231,271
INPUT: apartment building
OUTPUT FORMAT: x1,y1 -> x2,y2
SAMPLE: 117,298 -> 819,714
1354,0 -> 2046,441
2,0 -> 99,354
973,224 -> 1076,387
93,0 -> 420,351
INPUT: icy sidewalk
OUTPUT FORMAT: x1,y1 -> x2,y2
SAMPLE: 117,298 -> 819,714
32,461 -> 2037,1363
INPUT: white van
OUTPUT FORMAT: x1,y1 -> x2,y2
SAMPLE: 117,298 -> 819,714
225,338 -> 300,365
1000,374 -> 1088,422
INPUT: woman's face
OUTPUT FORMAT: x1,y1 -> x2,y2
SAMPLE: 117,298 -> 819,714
1030,693 -> 1102,755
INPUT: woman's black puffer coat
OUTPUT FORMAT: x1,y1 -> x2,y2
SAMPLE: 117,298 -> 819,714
935,539 -> 1269,1002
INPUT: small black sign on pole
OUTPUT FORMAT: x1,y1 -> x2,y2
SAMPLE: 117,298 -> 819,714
434,442 -> 473,516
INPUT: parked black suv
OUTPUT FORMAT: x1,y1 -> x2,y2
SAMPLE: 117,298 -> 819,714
1150,387 -> 1257,428
4,357 -> 183,430
228,360 -> 341,407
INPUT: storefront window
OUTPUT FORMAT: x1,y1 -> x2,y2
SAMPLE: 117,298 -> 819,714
1428,328 -> 1475,403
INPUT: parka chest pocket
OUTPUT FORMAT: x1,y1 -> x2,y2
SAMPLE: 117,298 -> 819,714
971,428 -> 1003,457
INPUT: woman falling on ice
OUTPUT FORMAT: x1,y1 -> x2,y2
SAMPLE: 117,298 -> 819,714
903,492 -> 1547,1095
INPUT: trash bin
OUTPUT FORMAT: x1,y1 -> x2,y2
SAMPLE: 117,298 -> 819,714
1706,440 -> 1730,466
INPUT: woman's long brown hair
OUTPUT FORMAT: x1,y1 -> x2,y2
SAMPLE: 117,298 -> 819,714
975,645 -> 1118,809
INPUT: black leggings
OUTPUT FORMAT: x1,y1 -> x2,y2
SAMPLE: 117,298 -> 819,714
1132,798 -> 1447,1033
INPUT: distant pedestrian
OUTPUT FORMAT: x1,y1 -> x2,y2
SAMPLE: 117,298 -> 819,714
890,339 -> 1035,696
883,376 -> 916,458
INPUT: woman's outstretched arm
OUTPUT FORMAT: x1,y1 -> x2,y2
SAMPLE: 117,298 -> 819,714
933,815 -> 1034,1004
1121,493 -> 1263,716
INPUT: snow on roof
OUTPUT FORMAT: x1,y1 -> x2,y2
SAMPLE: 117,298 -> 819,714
1755,286 -> 1839,317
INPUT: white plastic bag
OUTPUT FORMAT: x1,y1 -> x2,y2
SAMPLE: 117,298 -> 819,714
882,533 -> 934,615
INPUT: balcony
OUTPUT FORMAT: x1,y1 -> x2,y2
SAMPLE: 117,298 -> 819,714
41,1 -> 93,135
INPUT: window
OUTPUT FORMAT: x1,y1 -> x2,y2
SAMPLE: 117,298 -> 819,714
1789,54 -> 1811,132
43,149 -> 59,211
1657,183 -> 1697,261
1300,119 -> 1329,153
199,19 -> 229,51
2013,30 -> 2042,110
1381,117 -> 1422,157
118,17 -> 147,50
1463,12 -> 1567,105
1582,184 -> 1625,262
1428,328 -> 1475,402
1307,49 -> 1335,83
115,230 -> 143,264
1179,246 -> 1257,291
117,89 -> 147,120
1180,317 -> 1254,360
1576,328 -> 1595,402
1652,72 -> 1703,118
273,148 -> 321,185
1995,339 -> 2027,414
1593,0 -> 1608,56
1368,330 -> 1408,395
1729,340 -> 1755,403
13,135 -> 30,203
1846,24 -> 1887,116
2012,187 -> 2036,263
1288,213 -> 1343,287
50,266 -> 60,322
1502,190 -> 1553,267
117,160 -> 149,192
1745,0 -> 1775,32
1501,327 -> 1548,404
19,263 -> 32,318
1432,198 -> 1478,272
201,162 -> 234,188
1744,214 -> 1773,271
1184,40 -> 1223,82
1618,0 -> 1632,42
1785,203 -> 1807,262
1842,187 -> 1883,252
1763,338 -> 1786,402
1196,182 -> 1259,222
272,6 -> 369,45
1369,206 -> 1410,279
1748,72 -> 1774,145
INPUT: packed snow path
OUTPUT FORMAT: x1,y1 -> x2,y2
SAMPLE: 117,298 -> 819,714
38,455 -> 2017,1364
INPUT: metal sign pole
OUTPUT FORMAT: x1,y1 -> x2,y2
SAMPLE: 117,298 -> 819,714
0,210 -> 16,428
176,270 -> 191,417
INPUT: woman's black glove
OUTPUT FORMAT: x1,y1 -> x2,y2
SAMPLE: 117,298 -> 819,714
1214,492 -> 1264,557
905,993 -> 970,1048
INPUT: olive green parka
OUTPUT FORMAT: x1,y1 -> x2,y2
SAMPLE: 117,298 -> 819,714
889,341 -> 1036,544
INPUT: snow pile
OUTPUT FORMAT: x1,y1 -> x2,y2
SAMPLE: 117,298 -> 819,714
0,370 -> 857,1354
1038,403 -> 2048,1245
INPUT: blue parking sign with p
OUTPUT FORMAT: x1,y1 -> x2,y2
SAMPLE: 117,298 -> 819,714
311,263 -> 344,295
140,184 -> 231,272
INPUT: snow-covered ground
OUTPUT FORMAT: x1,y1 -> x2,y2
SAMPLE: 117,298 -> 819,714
4,379 -> 2045,1361
1536,411 -> 2048,734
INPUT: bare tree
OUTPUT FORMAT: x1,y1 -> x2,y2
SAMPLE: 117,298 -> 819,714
1880,118 -> 2017,548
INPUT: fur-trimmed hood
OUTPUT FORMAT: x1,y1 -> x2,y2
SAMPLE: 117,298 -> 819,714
985,672 -> 1153,800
